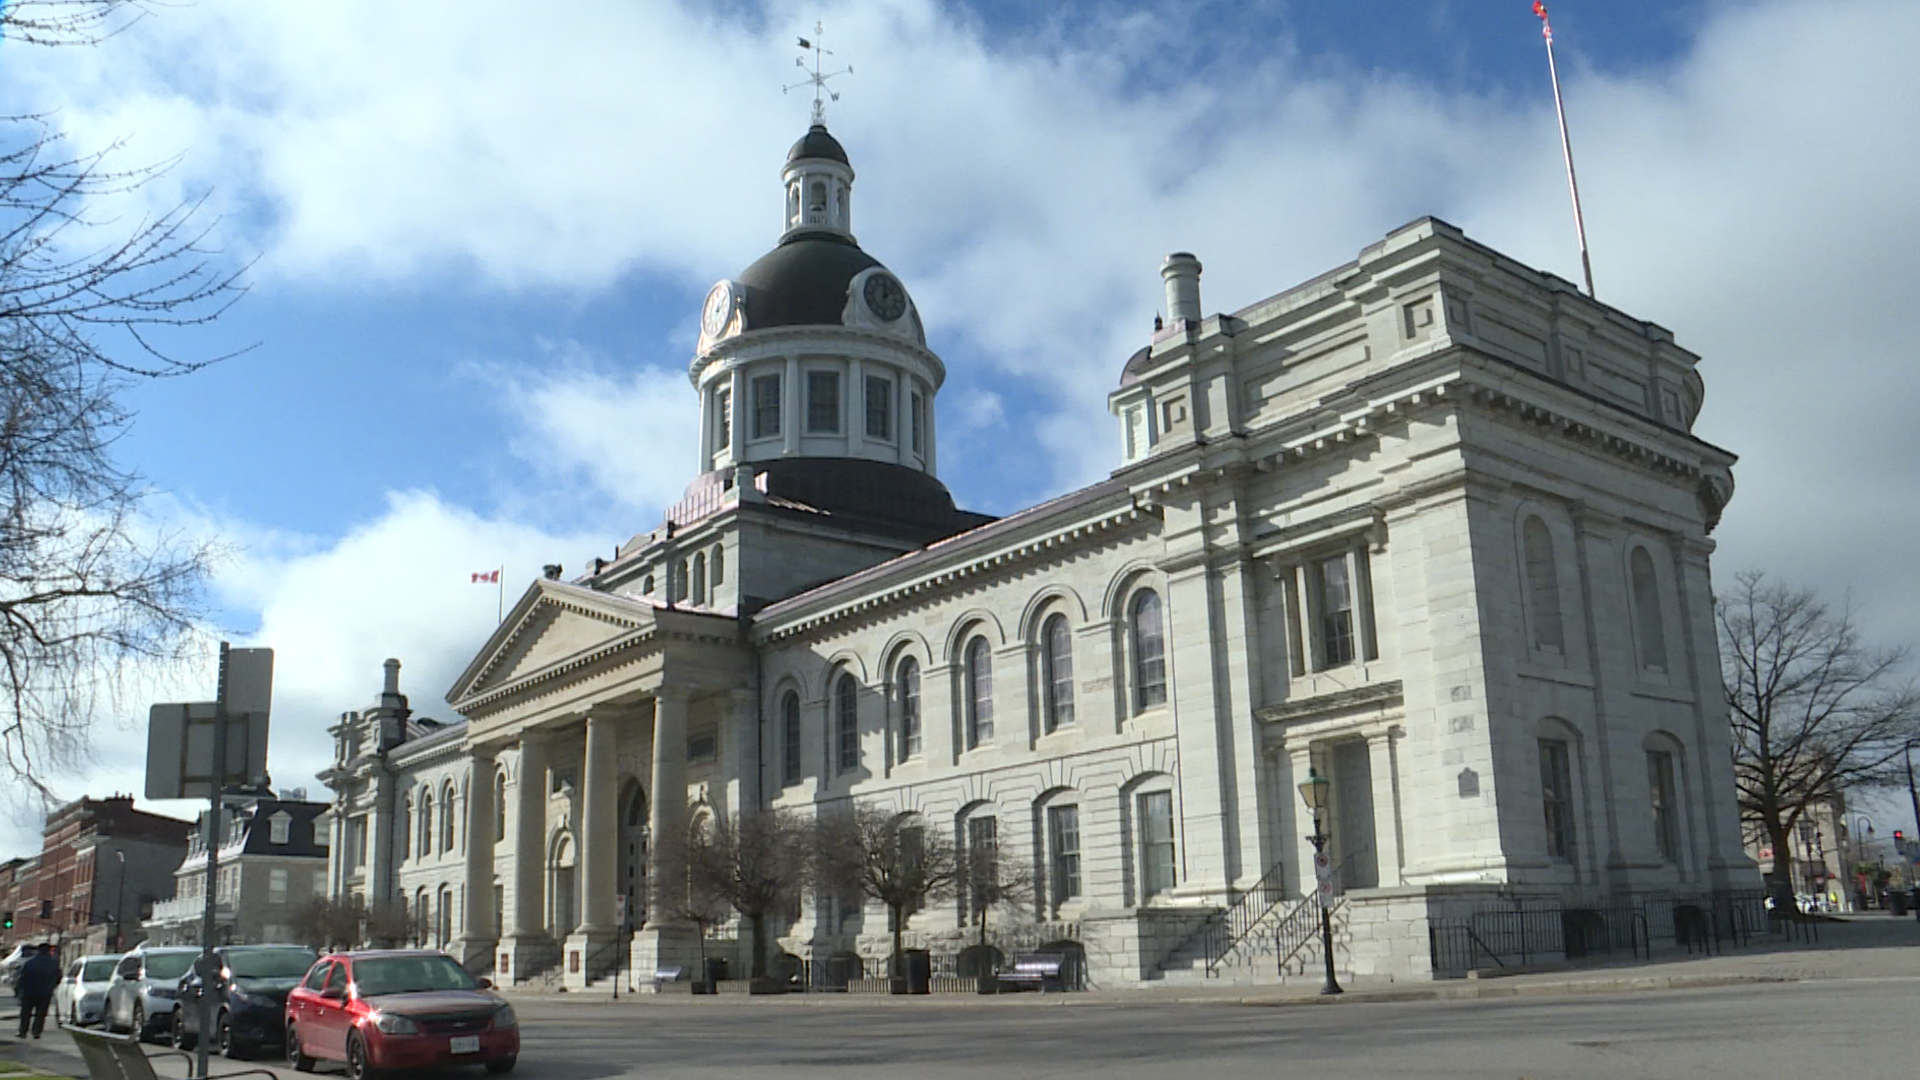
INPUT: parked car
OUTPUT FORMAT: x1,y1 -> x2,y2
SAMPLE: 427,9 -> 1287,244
285,951 -> 517,1079
1,943 -> 37,985
55,954 -> 122,1027
103,946 -> 201,1040
169,944 -> 318,1057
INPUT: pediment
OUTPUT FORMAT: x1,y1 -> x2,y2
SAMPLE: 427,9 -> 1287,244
446,580 -> 658,710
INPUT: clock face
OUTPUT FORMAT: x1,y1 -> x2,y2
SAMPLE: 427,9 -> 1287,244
863,273 -> 908,322
702,282 -> 734,338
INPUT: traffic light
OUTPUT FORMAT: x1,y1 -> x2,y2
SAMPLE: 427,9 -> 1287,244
2,911 -> 12,930
1897,830 -> 1908,856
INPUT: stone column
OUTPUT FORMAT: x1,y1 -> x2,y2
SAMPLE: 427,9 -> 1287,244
456,745 -> 499,972
1365,729 -> 1405,888
577,711 -> 619,934
498,730 -> 554,983
631,688 -> 700,985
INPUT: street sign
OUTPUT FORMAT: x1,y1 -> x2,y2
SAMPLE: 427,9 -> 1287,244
615,893 -> 628,926
143,648 -> 273,800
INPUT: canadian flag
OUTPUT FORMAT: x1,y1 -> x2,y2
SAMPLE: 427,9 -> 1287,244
471,569 -> 500,584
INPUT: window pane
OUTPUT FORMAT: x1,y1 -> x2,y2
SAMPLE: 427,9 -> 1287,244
1539,739 -> 1574,859
865,375 -> 892,440
898,659 -> 921,759
715,387 -> 731,451
1648,750 -> 1677,861
1319,556 -> 1356,668
910,392 -> 926,455
966,638 -> 994,747
836,674 -> 859,772
752,374 -> 782,439
1140,791 -> 1176,898
1524,517 -> 1565,651
1631,548 -> 1668,671
966,816 -> 997,923
1048,805 -> 1081,903
781,692 -> 802,786
1044,615 -> 1075,731
807,370 -> 841,432
1131,591 -> 1167,710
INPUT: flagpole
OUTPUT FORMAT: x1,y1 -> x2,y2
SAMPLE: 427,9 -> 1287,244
497,565 -> 505,625
1536,2 -> 1595,298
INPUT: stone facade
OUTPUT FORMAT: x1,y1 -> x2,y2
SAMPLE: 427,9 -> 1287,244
321,123 -> 1759,989
142,795 -> 330,947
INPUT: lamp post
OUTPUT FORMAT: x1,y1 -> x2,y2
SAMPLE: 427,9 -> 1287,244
1296,766 -> 1343,996
112,850 -> 128,952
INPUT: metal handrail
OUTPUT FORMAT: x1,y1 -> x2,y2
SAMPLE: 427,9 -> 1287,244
1270,888 -> 1342,976
1197,861 -> 1289,977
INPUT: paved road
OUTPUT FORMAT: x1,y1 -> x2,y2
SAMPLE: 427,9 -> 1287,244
8,977 -> 1918,1080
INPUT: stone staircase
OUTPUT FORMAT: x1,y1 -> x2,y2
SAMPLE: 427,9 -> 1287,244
1153,886 -> 1347,987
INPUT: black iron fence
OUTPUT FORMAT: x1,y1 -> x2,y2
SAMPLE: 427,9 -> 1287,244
1430,889 -> 1776,976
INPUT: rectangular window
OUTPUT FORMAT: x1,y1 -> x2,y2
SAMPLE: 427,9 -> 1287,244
966,816 -> 997,923
807,370 -> 841,433
752,374 -> 782,439
1318,555 -> 1356,668
312,869 -> 327,897
493,885 -> 504,937
715,387 -> 732,451
865,375 -> 892,440
1140,792 -> 1176,898
1648,750 -> 1678,862
1048,805 -> 1081,904
910,391 -> 926,455
898,663 -> 922,760
314,818 -> 329,847
269,868 -> 288,904
782,697 -> 802,787
270,815 -> 290,844
1540,739 -> 1574,860
687,726 -> 718,764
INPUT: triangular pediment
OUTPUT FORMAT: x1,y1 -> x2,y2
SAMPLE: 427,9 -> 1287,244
446,579 -> 659,711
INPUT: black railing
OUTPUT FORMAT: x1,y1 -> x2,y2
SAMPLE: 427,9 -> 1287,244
1429,888 -> 1782,977
1198,861 -> 1289,977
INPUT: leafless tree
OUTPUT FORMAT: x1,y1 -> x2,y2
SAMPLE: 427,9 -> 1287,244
651,819 -> 734,981
1720,571 -> 1920,904
288,898 -> 363,952
814,804 -> 960,979
962,836 -> 1035,950
1,5 -> 246,792
683,807 -> 810,979
362,900 -> 411,949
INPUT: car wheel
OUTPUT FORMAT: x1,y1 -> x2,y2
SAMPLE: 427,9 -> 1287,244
217,1012 -> 243,1059
170,1008 -> 193,1050
484,1057 -> 517,1075
346,1032 -> 380,1080
286,1025 -> 315,1073
131,1003 -> 146,1042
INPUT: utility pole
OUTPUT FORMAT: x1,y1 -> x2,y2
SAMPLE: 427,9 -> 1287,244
195,642 -> 231,1080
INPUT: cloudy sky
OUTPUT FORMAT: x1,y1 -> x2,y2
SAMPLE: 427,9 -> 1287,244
2,0 -> 1917,854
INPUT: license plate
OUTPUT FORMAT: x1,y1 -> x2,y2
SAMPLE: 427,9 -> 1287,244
450,1037 -> 480,1054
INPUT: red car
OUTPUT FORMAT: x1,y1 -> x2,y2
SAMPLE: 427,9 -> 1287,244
284,951 -> 517,1079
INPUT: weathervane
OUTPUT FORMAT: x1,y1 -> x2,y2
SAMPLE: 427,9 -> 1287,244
784,22 -> 851,126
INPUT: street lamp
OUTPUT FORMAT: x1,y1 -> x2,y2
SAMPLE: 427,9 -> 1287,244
112,850 -> 127,952
1296,766 -> 1343,996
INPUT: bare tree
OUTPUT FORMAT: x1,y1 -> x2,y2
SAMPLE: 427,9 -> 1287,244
651,820 -> 734,982
1719,571 -> 1920,904
362,900 -> 411,949
684,807 -> 810,979
288,898 -> 362,952
814,804 -> 960,980
1,10 -> 245,790
963,836 -> 1035,950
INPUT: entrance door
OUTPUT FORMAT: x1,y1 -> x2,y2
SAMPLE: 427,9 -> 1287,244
1330,740 -> 1379,889
550,833 -> 578,938
619,781 -> 648,926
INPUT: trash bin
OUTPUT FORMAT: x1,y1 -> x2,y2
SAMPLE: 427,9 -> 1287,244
704,957 -> 730,984
905,949 -> 932,996
1892,891 -> 1910,917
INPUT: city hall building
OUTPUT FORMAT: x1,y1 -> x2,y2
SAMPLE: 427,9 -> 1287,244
321,121 -> 1757,989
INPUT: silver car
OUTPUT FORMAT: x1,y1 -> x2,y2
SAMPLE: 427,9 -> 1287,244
104,947 -> 199,1040
55,954 -> 121,1027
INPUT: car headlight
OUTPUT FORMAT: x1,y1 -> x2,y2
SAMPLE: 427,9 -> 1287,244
491,1005 -> 517,1030
371,1012 -> 419,1035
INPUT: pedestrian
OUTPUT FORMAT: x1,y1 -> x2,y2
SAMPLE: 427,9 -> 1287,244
14,943 -> 60,1039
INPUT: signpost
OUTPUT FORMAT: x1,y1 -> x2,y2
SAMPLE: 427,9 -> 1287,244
145,643 -> 273,1080
612,894 -> 628,1000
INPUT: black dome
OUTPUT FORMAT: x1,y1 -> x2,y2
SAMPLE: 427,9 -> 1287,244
737,232 -> 881,329
788,124 -> 849,165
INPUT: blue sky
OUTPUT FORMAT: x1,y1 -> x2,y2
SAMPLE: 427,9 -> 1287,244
3,0 -> 1918,853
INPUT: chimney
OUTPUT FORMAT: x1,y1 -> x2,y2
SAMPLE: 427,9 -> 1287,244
1161,252 -> 1203,327
382,658 -> 401,696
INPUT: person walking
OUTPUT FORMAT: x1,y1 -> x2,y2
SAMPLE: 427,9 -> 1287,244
14,944 -> 60,1039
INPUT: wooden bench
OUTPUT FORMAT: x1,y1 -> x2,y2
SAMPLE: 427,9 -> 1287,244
68,1026 -> 279,1080
995,953 -> 1067,993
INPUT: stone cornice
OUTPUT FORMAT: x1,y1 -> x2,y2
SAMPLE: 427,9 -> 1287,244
690,324 -> 947,388
1256,680 -> 1404,724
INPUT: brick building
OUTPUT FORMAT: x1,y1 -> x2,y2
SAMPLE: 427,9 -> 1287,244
1,796 -> 193,951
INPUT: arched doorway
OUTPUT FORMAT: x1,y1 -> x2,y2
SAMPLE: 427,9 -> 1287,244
619,780 -> 648,927
549,832 -> 578,938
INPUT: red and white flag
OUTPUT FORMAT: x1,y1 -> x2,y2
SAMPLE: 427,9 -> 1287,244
1534,1 -> 1553,42
471,569 -> 500,584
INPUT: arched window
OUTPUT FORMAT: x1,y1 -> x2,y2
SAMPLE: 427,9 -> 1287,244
965,637 -> 994,748
691,552 -> 707,606
1130,590 -> 1167,711
835,673 -> 860,773
1630,548 -> 1668,671
1524,516 -> 1565,651
897,658 -> 922,760
437,886 -> 454,945
400,797 -> 413,860
494,771 -> 508,841
808,179 -> 827,218
781,690 -> 802,787
414,887 -> 428,945
419,789 -> 434,856
441,783 -> 457,852
711,544 -> 725,588
1042,614 -> 1075,731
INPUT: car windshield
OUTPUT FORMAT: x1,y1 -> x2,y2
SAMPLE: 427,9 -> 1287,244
143,953 -> 196,980
82,959 -> 118,981
226,948 -> 317,979
351,956 -> 477,997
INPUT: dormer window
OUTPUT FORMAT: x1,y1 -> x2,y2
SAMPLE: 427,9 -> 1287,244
269,811 -> 292,845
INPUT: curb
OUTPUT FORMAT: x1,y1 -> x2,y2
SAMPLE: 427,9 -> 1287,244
1232,971 -> 1790,1008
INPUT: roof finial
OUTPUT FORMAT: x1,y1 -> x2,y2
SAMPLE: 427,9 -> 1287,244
784,21 -> 851,126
